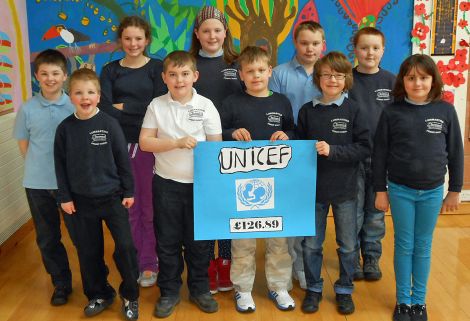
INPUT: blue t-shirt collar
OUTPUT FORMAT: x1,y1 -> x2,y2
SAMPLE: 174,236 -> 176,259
199,49 -> 224,58
37,90 -> 68,107
312,92 -> 346,107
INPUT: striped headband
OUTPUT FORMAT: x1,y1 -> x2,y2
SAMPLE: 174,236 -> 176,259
195,6 -> 228,29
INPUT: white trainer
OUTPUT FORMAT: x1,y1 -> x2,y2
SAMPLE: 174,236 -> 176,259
269,289 -> 295,310
138,271 -> 157,287
234,291 -> 256,312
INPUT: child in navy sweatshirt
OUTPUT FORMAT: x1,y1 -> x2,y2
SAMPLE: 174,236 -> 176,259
373,54 -> 463,321
54,69 -> 139,320
297,51 -> 370,315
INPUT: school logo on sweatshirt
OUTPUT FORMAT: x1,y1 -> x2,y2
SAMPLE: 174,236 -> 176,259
425,118 -> 444,134
375,89 -> 392,101
221,68 -> 238,80
90,130 -> 108,146
235,178 -> 274,211
331,118 -> 349,134
188,108 -> 204,122
267,112 -> 282,127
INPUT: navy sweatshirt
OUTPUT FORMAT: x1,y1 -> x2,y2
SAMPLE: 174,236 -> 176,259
297,97 -> 370,203
194,55 -> 244,111
373,100 -> 464,192
220,91 -> 295,141
348,67 -> 395,139
99,58 -> 166,143
54,111 -> 134,203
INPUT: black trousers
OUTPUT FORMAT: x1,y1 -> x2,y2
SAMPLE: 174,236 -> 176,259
152,175 -> 210,297
25,188 -> 72,288
67,194 -> 139,301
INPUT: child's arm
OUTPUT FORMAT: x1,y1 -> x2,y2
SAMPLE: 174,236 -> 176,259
231,128 -> 252,141
53,124 -> 75,214
372,111 -> 389,193
327,104 -> 370,162
140,128 -> 198,151
207,134 -> 222,142
442,105 -> 464,213
441,191 -> 459,213
110,120 -> 134,198
375,191 -> 389,212
270,131 -> 289,141
279,97 -> 295,140
98,64 -> 122,119
17,140 -> 29,158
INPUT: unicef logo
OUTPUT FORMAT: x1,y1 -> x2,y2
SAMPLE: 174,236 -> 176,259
236,178 -> 274,210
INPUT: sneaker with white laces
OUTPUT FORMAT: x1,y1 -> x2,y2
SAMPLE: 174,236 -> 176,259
138,271 -> 157,287
268,289 -> 295,311
234,291 -> 255,313
121,297 -> 139,320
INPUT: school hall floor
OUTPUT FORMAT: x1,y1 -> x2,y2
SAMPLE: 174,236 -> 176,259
0,215 -> 469,321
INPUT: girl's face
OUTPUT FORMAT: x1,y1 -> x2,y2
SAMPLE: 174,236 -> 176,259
403,67 -> 433,103
318,65 -> 346,102
120,26 -> 149,58
195,19 -> 226,55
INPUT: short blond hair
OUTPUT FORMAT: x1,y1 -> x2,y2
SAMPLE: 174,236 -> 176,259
69,68 -> 100,92
238,46 -> 271,70
163,50 -> 197,72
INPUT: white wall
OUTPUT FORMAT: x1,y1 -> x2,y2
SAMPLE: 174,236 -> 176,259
0,114 -> 30,245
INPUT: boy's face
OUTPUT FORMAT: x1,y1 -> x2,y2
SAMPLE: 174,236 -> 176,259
195,19 -> 226,55
35,63 -> 67,100
69,80 -> 100,120
162,63 -> 199,104
239,59 -> 272,97
318,65 -> 346,101
354,34 -> 384,73
294,30 -> 324,66
120,26 -> 149,58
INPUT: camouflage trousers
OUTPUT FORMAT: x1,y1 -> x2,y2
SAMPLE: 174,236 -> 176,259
230,237 -> 292,292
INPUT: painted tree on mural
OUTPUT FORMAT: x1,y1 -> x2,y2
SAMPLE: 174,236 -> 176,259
224,0 -> 297,64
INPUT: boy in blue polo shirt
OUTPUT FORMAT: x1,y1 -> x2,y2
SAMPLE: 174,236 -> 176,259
13,49 -> 75,306
269,21 -> 325,290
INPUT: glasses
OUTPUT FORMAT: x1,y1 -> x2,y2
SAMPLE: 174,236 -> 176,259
319,73 -> 346,80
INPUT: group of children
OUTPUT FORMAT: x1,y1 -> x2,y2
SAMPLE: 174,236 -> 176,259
13,5 -> 463,321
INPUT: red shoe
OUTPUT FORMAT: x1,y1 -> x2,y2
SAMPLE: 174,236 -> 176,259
208,259 -> 218,294
216,258 -> 233,291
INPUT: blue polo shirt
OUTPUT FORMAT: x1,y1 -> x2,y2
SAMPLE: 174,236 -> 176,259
269,56 -> 320,123
13,91 -> 74,189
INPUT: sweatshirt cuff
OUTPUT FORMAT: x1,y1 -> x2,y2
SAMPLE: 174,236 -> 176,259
448,185 -> 462,193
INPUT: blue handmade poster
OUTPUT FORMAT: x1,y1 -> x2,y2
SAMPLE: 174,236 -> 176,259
194,140 -> 317,240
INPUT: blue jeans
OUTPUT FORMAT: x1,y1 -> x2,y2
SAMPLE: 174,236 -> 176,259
356,161 -> 385,259
388,181 -> 443,305
25,188 -> 72,288
302,199 -> 358,294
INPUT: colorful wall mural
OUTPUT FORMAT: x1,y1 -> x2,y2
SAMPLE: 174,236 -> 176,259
0,1 -> 31,114
26,0 -> 413,89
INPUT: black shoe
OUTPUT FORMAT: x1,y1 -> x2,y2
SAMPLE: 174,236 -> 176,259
301,290 -> 322,313
393,303 -> 411,321
84,297 -> 114,317
353,257 -> 364,281
121,297 -> 139,320
410,304 -> 427,321
335,293 -> 355,315
50,286 -> 72,306
363,255 -> 382,280
189,292 -> 219,313
154,296 -> 180,318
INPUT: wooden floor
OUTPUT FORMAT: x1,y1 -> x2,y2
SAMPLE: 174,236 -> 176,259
1,215 -> 470,321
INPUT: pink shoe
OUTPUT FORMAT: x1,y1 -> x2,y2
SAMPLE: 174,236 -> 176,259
208,259 -> 218,294
216,258 -> 233,292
